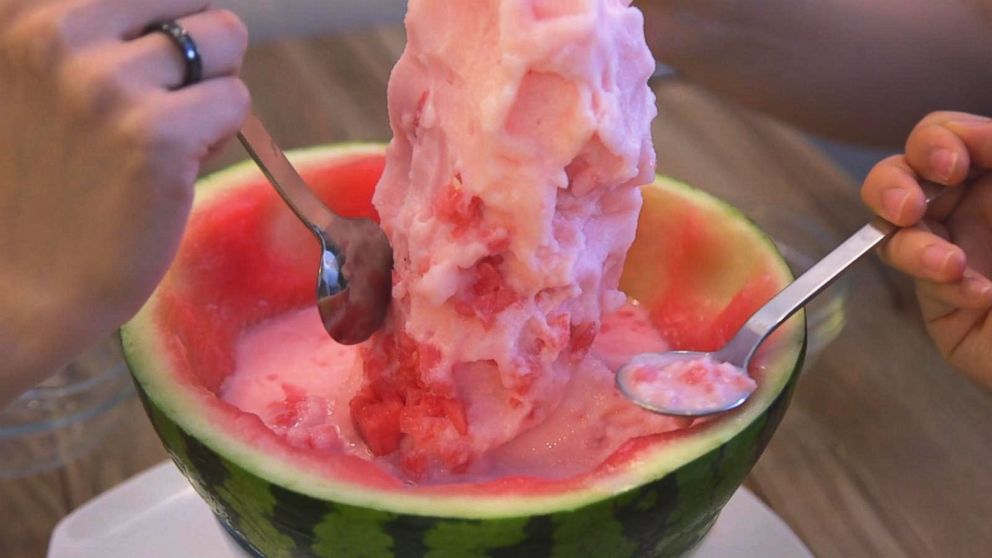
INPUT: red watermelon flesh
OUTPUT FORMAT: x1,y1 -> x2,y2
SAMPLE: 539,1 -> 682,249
155,148 -> 792,486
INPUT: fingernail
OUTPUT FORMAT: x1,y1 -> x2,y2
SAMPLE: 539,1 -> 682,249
946,116 -> 992,129
921,245 -> 955,272
963,271 -> 992,299
881,187 -> 908,219
929,148 -> 958,183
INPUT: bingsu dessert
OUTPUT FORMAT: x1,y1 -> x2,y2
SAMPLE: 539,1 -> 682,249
351,0 -> 659,478
219,0 -> 763,483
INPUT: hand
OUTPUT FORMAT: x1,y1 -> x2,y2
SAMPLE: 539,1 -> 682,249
862,111 -> 992,389
0,0 -> 250,402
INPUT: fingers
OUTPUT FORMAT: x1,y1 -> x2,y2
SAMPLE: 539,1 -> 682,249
125,77 -> 251,167
861,155 -> 970,225
865,112 -> 992,327
881,223 -> 992,318
904,112 -> 973,185
48,0 -> 211,45
862,156 -> 929,226
58,9 -> 248,119
171,78 -> 251,156
3,1 -> 232,79
6,0 -> 209,52
878,225 -> 967,283
917,279 -> 992,383
917,270 -> 992,321
92,0 -> 212,40
905,111 -> 992,185
121,10 -> 248,89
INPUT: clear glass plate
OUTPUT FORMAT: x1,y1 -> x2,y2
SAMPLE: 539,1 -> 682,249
0,337 -> 134,477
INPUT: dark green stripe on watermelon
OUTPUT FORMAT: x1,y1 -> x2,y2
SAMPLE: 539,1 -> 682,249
133,349 -> 801,558
489,515 -> 554,558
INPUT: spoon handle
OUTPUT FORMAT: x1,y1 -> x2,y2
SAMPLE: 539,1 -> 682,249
237,113 -> 339,239
724,182 -> 948,365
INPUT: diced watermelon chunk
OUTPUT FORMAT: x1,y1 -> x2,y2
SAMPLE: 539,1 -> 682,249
434,178 -> 483,236
352,331 -> 471,475
452,255 -> 518,325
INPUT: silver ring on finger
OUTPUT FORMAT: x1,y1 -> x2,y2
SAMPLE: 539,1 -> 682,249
144,20 -> 203,87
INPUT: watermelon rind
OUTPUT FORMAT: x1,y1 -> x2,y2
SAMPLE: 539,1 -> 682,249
122,144 -> 805,557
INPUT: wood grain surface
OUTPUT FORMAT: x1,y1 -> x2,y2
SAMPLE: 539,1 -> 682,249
2,25 -> 990,558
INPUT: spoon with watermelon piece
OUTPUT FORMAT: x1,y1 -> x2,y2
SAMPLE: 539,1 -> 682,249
237,114 -> 393,345
617,181 -> 948,417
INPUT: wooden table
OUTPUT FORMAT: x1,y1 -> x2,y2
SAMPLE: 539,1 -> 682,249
4,26 -> 991,558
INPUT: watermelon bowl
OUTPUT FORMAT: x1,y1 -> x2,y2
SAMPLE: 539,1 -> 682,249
121,143 -> 804,558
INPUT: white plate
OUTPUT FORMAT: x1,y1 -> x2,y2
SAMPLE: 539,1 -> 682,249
49,462 -> 812,558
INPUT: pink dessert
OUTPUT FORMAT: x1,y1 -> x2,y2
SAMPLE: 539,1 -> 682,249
223,302 -> 694,481
623,356 -> 757,414
221,308 -> 367,456
353,0 -> 658,477
219,0 -> 738,482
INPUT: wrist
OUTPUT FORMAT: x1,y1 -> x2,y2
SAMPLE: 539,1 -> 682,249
0,286 -> 73,405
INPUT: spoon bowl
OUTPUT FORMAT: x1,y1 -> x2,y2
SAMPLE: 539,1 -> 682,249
314,217 -> 393,345
237,114 -> 393,345
616,351 -> 752,417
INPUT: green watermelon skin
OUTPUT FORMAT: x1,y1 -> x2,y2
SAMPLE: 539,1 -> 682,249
135,357 -> 800,558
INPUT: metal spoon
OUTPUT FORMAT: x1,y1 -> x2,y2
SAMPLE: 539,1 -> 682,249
236,114 -> 392,345
617,182 -> 947,417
